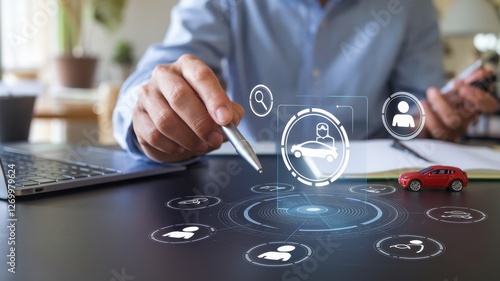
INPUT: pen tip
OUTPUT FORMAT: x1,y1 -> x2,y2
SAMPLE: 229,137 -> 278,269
258,169 -> 263,174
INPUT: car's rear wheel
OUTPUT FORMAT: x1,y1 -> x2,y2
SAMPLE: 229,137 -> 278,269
449,179 -> 463,192
294,151 -> 302,158
409,180 -> 422,192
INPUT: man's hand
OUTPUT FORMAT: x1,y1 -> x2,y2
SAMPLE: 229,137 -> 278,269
420,68 -> 498,141
132,54 -> 244,162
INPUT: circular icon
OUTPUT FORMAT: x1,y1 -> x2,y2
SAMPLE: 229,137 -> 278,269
250,183 -> 295,194
281,108 -> 350,186
425,206 -> 487,224
374,235 -> 445,260
166,196 -> 221,210
149,223 -> 216,244
249,84 -> 273,117
244,241 -> 313,267
219,193 -> 408,239
381,92 -> 425,140
349,184 -> 396,195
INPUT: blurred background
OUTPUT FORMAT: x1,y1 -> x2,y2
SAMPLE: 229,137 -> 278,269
0,0 -> 499,145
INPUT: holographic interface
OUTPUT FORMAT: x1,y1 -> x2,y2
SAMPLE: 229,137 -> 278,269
381,92 -> 426,140
276,97 -> 367,190
147,92 -> 493,270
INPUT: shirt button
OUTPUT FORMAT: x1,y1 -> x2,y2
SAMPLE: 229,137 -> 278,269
312,69 -> 321,78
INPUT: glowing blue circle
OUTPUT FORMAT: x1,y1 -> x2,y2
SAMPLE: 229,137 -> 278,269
298,205 -> 328,214
286,205 -> 334,217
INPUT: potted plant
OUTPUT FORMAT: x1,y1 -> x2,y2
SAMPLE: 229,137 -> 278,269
54,0 -> 128,88
111,40 -> 134,81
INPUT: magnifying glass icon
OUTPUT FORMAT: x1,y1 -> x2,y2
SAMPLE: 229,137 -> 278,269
255,90 -> 268,110
249,84 -> 273,117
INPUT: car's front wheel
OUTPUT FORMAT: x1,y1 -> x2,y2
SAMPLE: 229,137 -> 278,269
294,151 -> 302,158
449,179 -> 463,192
409,180 -> 422,192
326,155 -> 334,162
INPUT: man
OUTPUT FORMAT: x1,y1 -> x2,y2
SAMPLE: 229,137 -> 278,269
113,0 -> 498,163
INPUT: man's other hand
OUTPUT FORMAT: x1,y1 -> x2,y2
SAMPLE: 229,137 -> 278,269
421,68 -> 498,141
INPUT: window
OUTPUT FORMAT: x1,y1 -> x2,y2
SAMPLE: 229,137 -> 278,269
0,0 -> 57,71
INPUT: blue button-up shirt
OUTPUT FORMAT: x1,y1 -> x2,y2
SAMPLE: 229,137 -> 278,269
113,0 -> 445,161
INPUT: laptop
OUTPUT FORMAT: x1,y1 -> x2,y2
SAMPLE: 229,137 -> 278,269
0,143 -> 185,198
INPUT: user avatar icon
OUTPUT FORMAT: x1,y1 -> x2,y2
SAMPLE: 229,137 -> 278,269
315,123 -> 335,147
390,239 -> 424,253
162,226 -> 199,239
258,245 -> 296,261
392,101 -> 415,128
382,92 -> 426,140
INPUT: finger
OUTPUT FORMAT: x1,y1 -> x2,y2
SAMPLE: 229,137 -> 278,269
139,139 -> 199,163
421,99 -> 450,140
426,88 -> 463,130
463,68 -> 494,85
458,84 -> 499,114
176,54 -> 233,125
140,82 -> 212,152
132,114 -> 186,158
132,106 -> 185,158
134,106 -> 203,162
443,81 -> 464,107
231,101 -> 245,126
151,64 -> 224,149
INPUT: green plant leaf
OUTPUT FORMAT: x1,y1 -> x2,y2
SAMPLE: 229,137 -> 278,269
91,0 -> 128,32
112,40 -> 134,65
58,0 -> 84,55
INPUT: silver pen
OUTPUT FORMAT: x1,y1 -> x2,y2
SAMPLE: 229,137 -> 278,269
221,122 -> 263,173
440,52 -> 496,94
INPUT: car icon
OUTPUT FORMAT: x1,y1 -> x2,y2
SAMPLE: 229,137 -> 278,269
260,185 -> 287,191
398,165 -> 468,192
291,141 -> 338,162
178,198 -> 209,205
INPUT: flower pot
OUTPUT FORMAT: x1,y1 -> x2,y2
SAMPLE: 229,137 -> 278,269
54,56 -> 98,88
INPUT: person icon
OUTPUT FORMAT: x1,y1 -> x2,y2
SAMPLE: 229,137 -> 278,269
162,226 -> 199,239
390,239 -> 424,253
392,101 -> 415,128
315,123 -> 335,147
257,245 -> 296,261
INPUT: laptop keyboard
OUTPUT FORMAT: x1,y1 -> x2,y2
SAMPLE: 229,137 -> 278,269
1,150 -> 121,188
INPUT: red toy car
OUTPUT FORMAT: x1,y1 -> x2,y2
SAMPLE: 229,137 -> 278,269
398,165 -> 468,192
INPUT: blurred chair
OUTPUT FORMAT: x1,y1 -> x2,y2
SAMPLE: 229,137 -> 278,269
96,82 -> 121,145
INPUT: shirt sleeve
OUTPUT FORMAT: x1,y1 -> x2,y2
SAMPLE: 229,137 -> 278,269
112,0 -> 231,163
390,0 -> 446,99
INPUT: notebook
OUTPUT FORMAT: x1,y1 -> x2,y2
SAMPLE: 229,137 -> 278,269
211,139 -> 500,179
0,143 -> 184,198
